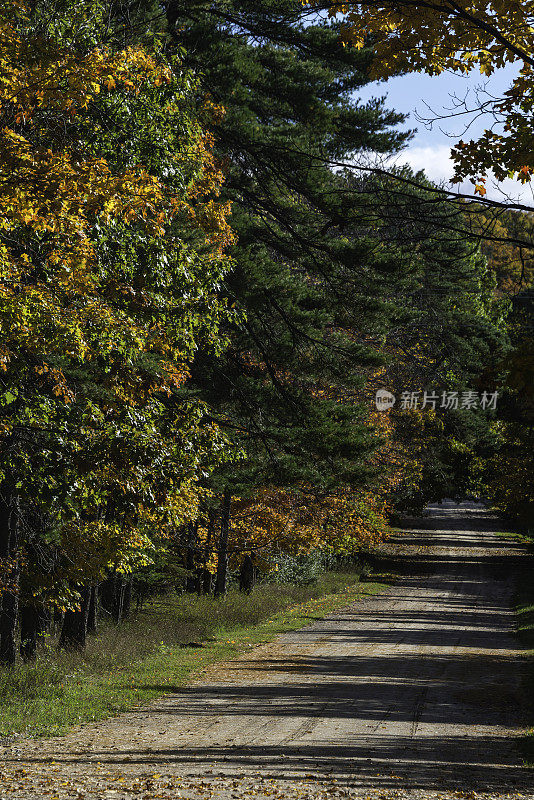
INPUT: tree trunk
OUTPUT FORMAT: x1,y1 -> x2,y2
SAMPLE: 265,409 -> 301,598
239,553 -> 256,594
100,575 -> 116,619
122,578 -> 132,620
100,574 -> 127,623
214,490 -> 231,598
186,521 -> 199,592
201,569 -> 213,595
52,607 -> 64,635
200,508 -> 216,595
39,605 -> 51,636
86,584 -> 98,634
19,604 -> 40,661
58,585 -> 91,651
0,487 -> 19,666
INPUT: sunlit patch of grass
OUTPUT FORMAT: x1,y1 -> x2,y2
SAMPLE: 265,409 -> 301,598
0,570 -> 386,738
494,530 -> 534,546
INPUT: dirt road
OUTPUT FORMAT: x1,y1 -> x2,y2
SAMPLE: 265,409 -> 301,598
2,501 -> 533,799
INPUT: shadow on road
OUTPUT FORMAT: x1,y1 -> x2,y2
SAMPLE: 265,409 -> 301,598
7,502 -> 534,794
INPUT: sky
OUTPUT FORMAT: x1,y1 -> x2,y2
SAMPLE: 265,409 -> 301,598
355,65 -> 534,206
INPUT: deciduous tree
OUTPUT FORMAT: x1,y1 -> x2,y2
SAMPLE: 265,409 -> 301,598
0,0 -> 234,661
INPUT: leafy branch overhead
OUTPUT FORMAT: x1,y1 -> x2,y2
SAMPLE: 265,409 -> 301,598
317,0 -> 534,188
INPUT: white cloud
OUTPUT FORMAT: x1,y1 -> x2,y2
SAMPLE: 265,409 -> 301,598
392,145 -> 534,207
395,145 -> 454,183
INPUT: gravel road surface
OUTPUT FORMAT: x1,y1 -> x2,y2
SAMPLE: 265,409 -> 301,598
1,500 -> 533,799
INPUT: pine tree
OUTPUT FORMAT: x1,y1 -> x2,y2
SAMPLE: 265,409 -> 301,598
353,168 -> 509,509
167,0 -> 413,506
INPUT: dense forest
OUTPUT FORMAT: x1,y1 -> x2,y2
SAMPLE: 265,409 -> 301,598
0,0 -> 532,668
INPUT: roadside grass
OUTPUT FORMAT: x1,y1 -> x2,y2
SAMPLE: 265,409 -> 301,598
494,529 -> 534,765
494,530 -> 534,546
0,570 -> 386,739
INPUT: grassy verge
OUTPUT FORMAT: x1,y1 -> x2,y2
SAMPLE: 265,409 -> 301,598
0,570 -> 385,739
494,530 -> 534,547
